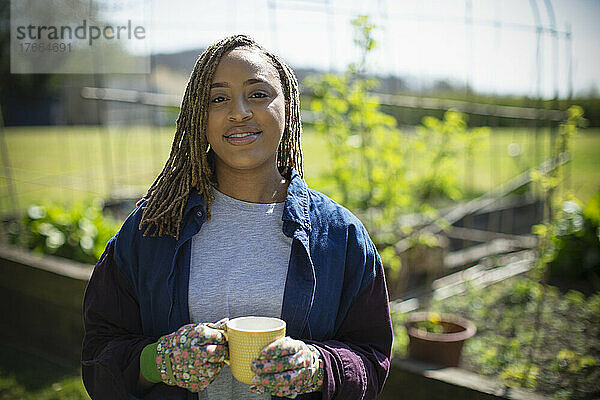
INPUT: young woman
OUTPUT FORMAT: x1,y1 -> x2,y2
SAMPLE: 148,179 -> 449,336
81,35 -> 392,400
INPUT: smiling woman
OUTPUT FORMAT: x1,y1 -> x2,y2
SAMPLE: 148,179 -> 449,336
81,35 -> 392,400
205,48 -> 288,202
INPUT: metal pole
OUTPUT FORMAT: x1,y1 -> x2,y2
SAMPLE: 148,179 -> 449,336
325,0 -> 335,72
566,24 -> 573,101
268,0 -> 278,52
464,0 -> 473,100
543,0 -> 560,200
565,23 -> 573,192
149,0 -> 161,180
94,75 -> 114,198
529,0 -> 543,170
543,0 -> 559,102
0,105 -> 19,216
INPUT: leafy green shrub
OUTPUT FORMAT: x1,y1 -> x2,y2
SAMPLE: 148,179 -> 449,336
529,105 -> 598,292
547,193 -> 600,290
7,200 -> 121,264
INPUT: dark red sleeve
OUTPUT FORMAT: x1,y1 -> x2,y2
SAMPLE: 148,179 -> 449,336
81,239 -> 156,399
307,262 -> 393,400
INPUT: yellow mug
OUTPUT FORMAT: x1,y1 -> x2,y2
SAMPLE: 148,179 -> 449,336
219,316 -> 286,385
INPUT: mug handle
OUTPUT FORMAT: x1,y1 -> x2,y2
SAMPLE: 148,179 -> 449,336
210,319 -> 230,365
221,329 -> 230,365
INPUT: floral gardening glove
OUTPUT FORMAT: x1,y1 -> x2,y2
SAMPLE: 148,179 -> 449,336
249,337 -> 325,398
139,319 -> 228,392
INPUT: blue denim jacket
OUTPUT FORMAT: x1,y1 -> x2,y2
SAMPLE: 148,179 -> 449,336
82,166 -> 392,400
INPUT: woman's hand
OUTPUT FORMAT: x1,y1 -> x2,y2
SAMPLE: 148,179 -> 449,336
147,320 -> 228,392
249,337 -> 324,398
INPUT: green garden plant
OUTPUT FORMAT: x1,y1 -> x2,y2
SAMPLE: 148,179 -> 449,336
385,99 -> 596,398
545,193 -> 600,290
7,200 -> 121,264
458,105 -> 600,397
305,16 -> 488,270
531,105 -> 588,279
524,105 -> 590,389
412,312 -> 445,334
392,275 -> 599,399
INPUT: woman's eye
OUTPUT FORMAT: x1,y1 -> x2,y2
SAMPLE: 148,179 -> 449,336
250,92 -> 268,99
211,96 -> 227,104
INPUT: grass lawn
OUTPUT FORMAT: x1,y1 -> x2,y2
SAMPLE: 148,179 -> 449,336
1,125 -> 598,215
456,127 -> 600,201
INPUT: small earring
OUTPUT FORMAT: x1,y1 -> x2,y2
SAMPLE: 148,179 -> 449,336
206,143 -> 211,153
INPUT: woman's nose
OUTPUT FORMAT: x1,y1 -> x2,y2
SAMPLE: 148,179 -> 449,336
228,97 -> 253,121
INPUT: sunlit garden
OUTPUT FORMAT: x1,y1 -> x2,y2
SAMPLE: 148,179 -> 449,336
2,3 -> 600,400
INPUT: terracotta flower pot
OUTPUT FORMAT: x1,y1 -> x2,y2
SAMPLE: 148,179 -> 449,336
405,312 -> 476,367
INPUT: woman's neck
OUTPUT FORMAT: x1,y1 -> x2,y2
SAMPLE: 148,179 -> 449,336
213,164 -> 289,204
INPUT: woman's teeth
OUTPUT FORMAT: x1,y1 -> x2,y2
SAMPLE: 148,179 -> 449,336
228,132 -> 259,138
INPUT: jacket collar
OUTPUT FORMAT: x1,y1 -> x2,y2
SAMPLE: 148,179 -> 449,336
280,166 -> 311,232
181,166 -> 311,232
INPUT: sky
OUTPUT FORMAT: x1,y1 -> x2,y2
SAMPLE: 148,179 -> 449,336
104,0 -> 600,98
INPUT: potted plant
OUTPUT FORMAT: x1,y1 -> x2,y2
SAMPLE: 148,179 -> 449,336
405,311 -> 476,367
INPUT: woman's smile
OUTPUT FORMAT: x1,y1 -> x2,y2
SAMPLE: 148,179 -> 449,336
223,126 -> 263,146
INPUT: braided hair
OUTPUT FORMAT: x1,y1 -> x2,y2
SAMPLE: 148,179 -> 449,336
136,35 -> 304,239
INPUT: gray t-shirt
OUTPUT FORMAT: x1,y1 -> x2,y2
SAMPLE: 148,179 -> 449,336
188,187 -> 292,400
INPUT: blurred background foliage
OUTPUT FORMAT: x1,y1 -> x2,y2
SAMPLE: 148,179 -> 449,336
392,275 -> 600,399
0,7 -> 599,400
306,17 -> 490,275
5,200 -> 121,264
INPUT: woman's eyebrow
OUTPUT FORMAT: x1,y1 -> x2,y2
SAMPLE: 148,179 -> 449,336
245,78 -> 268,86
210,78 -> 270,89
210,82 -> 229,89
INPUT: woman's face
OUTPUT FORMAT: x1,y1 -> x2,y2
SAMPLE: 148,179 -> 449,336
206,47 -> 286,175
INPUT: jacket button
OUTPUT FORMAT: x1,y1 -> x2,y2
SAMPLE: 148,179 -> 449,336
196,210 -> 203,218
